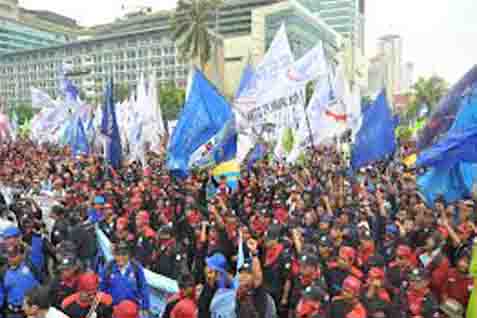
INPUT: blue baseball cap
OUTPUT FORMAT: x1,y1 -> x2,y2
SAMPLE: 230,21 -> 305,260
2,226 -> 21,239
385,224 -> 398,235
94,196 -> 105,205
206,253 -> 227,273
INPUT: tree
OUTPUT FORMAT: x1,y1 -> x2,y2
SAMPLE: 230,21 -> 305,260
12,104 -> 36,126
406,76 -> 448,120
116,82 -> 130,102
159,82 -> 186,121
172,0 -> 222,70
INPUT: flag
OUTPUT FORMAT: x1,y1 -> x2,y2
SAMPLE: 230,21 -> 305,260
416,127 -> 477,169
235,57 -> 255,99
212,160 -> 240,191
418,86 -> 477,205
285,43 -> 327,84
167,68 -> 236,176
72,117 -> 89,156
418,65 -> 477,150
417,163 -> 477,205
417,89 -> 477,169
63,78 -> 80,109
247,142 -> 267,170
10,110 -> 18,139
31,87 -> 57,109
101,79 -> 122,169
351,90 -> 397,169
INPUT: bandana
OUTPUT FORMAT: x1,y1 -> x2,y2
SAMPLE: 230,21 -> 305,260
265,243 -> 284,267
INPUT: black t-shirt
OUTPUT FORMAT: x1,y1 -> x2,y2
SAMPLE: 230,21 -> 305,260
198,283 -> 218,318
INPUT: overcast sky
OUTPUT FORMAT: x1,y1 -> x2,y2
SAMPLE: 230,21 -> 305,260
20,0 -> 477,84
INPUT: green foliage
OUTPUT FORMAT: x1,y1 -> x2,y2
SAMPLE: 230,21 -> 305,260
173,0 -> 222,69
116,82 -> 130,102
159,82 -> 186,121
406,76 -> 448,120
282,127 -> 294,154
11,104 -> 36,126
395,125 -> 413,141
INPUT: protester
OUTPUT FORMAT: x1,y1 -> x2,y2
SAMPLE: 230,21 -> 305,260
23,286 -> 69,318
0,138 -> 476,318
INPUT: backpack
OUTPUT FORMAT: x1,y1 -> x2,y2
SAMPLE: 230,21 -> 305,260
103,260 -> 143,291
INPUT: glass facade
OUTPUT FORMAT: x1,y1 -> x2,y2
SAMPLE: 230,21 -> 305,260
0,30 -> 190,107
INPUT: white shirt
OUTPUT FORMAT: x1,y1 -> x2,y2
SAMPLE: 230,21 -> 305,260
45,307 -> 70,318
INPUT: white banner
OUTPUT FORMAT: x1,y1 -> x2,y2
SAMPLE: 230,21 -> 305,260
31,87 -> 57,110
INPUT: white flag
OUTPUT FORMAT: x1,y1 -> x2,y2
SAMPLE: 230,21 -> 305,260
31,87 -> 57,109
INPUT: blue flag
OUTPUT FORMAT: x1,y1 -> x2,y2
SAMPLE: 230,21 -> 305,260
235,59 -> 255,99
167,69 -> 236,176
72,117 -> 90,156
101,79 -> 122,169
418,65 -> 477,150
418,87 -> 477,205
351,90 -> 397,169
247,143 -> 267,171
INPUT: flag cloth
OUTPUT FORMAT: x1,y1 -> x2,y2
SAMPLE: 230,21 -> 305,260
101,79 -> 122,170
31,87 -> 57,109
418,65 -> 477,150
72,117 -> 90,156
418,86 -> 477,205
167,69 -> 236,176
417,163 -> 477,205
211,160 -> 241,192
235,58 -> 255,99
351,90 -> 397,169
247,142 -> 267,170
415,127 -> 477,169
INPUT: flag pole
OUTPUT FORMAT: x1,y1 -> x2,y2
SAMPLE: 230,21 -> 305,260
302,86 -> 316,150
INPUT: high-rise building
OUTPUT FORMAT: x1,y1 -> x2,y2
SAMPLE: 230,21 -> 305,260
401,61 -> 414,93
297,0 -> 365,53
0,0 -> 77,54
0,0 -> 343,107
378,34 -> 403,98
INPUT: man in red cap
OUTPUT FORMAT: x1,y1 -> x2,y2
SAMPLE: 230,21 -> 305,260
62,272 -> 113,318
441,252 -> 473,308
362,267 -> 393,318
329,275 -> 366,318
326,246 -> 363,297
387,244 -> 415,295
163,272 -> 197,318
133,211 -> 156,267
295,285 -> 329,318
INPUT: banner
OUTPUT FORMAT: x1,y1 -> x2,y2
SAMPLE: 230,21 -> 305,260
418,65 -> 477,150
351,90 -> 397,169
167,68 -> 236,176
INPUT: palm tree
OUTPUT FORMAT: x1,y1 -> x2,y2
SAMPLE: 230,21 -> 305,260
406,76 -> 448,120
172,0 -> 222,70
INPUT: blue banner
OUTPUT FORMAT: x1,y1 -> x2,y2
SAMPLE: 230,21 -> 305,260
72,117 -> 90,156
418,65 -> 477,150
351,90 -> 397,169
418,86 -> 477,205
101,79 -> 122,169
167,69 -> 235,176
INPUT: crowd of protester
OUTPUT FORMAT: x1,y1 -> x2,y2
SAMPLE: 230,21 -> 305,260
0,139 -> 476,318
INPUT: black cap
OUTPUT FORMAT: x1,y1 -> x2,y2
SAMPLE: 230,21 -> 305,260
409,268 -> 429,282
177,272 -> 195,289
301,285 -> 329,302
317,235 -> 332,248
113,242 -> 131,255
158,224 -> 174,238
299,253 -> 320,266
265,224 -> 282,241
